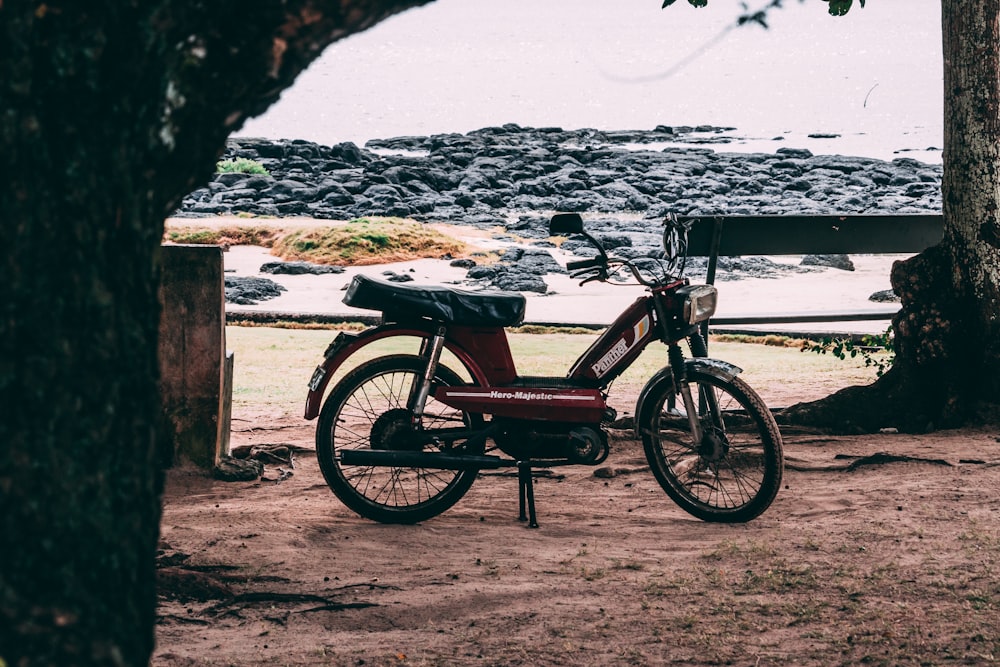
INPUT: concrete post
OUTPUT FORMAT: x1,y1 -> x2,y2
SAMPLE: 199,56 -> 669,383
158,244 -> 232,469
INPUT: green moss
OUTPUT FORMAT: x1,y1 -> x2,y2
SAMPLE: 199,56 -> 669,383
216,157 -> 269,175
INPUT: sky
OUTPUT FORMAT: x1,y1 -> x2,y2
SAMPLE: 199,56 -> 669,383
237,0 -> 943,161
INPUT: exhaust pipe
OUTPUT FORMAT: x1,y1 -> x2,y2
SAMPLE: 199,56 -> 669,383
339,449 -> 511,470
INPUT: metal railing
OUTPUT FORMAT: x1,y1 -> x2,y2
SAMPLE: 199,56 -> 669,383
679,214 -> 944,330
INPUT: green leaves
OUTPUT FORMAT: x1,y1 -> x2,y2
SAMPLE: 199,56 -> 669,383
824,0 -> 865,15
801,326 -> 895,378
661,0 -> 708,7
662,0 -> 866,15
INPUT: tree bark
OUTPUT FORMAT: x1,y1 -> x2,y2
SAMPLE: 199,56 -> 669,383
783,0 -> 1000,432
938,0 -> 1000,399
0,1 -> 431,664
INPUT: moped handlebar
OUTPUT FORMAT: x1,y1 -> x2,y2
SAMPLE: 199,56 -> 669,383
559,211 -> 691,287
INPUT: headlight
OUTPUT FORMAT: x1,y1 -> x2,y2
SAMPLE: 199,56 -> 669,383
677,284 -> 717,324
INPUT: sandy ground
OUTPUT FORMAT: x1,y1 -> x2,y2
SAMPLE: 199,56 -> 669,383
154,400 -> 1000,666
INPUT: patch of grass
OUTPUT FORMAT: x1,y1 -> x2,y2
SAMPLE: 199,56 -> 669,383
957,521 -> 1000,550
230,319 -> 372,331
224,326 -> 887,416
510,324 -> 601,335
702,539 -> 777,562
165,225 -> 280,247
711,333 -> 809,348
579,566 -> 606,582
609,559 -> 645,571
164,217 -> 473,265
739,563 -> 818,593
216,157 -> 269,175
271,218 -> 468,265
699,539 -> 819,595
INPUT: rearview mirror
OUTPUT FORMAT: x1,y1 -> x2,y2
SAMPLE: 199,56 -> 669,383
549,213 -> 583,235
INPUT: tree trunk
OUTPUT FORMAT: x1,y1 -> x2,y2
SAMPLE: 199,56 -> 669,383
783,0 -> 1000,433
937,0 -> 1000,401
0,1 -> 431,664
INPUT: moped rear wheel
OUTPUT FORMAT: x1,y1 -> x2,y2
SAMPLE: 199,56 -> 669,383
640,369 -> 783,523
316,354 -> 483,524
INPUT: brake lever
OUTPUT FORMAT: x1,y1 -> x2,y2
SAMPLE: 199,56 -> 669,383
577,268 -> 609,286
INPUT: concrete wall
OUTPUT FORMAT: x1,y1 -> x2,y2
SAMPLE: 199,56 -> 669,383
158,244 -> 232,469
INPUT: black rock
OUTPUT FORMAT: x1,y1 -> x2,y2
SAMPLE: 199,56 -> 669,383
685,256 -> 815,281
869,289 -> 900,303
776,147 -> 814,159
259,261 -> 345,275
224,276 -> 287,304
801,254 -> 856,271
465,265 -> 501,280
498,247 -> 565,275
491,271 -> 548,293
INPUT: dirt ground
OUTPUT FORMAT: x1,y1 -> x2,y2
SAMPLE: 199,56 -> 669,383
154,387 -> 1000,666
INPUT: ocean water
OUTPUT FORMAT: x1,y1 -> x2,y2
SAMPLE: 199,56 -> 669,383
237,0 -> 943,163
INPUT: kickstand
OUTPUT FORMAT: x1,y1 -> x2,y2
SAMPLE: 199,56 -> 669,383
517,461 -> 539,528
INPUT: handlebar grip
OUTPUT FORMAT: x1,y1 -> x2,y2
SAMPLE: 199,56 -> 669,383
566,257 -> 603,271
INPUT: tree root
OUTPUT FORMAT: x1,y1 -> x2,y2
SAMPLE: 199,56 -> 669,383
837,451 -> 954,471
203,592 -> 378,616
779,367 -> 949,434
158,566 -> 393,623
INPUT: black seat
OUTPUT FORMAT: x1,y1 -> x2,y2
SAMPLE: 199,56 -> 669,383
343,274 -> 526,327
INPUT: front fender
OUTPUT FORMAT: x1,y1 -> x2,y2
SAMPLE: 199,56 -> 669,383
633,358 -> 742,437
302,324 -> 486,420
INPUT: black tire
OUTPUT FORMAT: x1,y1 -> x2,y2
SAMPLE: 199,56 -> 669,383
639,368 -> 783,522
316,354 -> 483,524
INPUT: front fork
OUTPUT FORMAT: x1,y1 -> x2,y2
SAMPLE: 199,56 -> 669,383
669,332 -> 728,451
408,325 -> 448,427
668,341 -> 705,445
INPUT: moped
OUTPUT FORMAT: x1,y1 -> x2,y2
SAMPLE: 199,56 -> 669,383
304,213 -> 783,527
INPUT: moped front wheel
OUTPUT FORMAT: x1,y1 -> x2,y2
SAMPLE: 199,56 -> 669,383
316,354 -> 483,524
639,368 -> 783,523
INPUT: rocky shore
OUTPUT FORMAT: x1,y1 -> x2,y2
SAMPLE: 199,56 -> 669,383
181,124 -> 941,225
177,124 -> 942,302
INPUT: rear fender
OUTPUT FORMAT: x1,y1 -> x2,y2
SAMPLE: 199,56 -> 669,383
633,358 -> 742,437
303,324 -> 486,419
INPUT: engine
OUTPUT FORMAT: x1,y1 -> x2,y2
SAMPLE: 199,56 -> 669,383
492,419 -> 609,465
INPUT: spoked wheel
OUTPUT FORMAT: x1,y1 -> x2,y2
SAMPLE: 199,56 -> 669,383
640,368 -> 783,522
316,354 -> 483,524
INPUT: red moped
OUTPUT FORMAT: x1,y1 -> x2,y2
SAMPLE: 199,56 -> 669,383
304,213 -> 783,526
